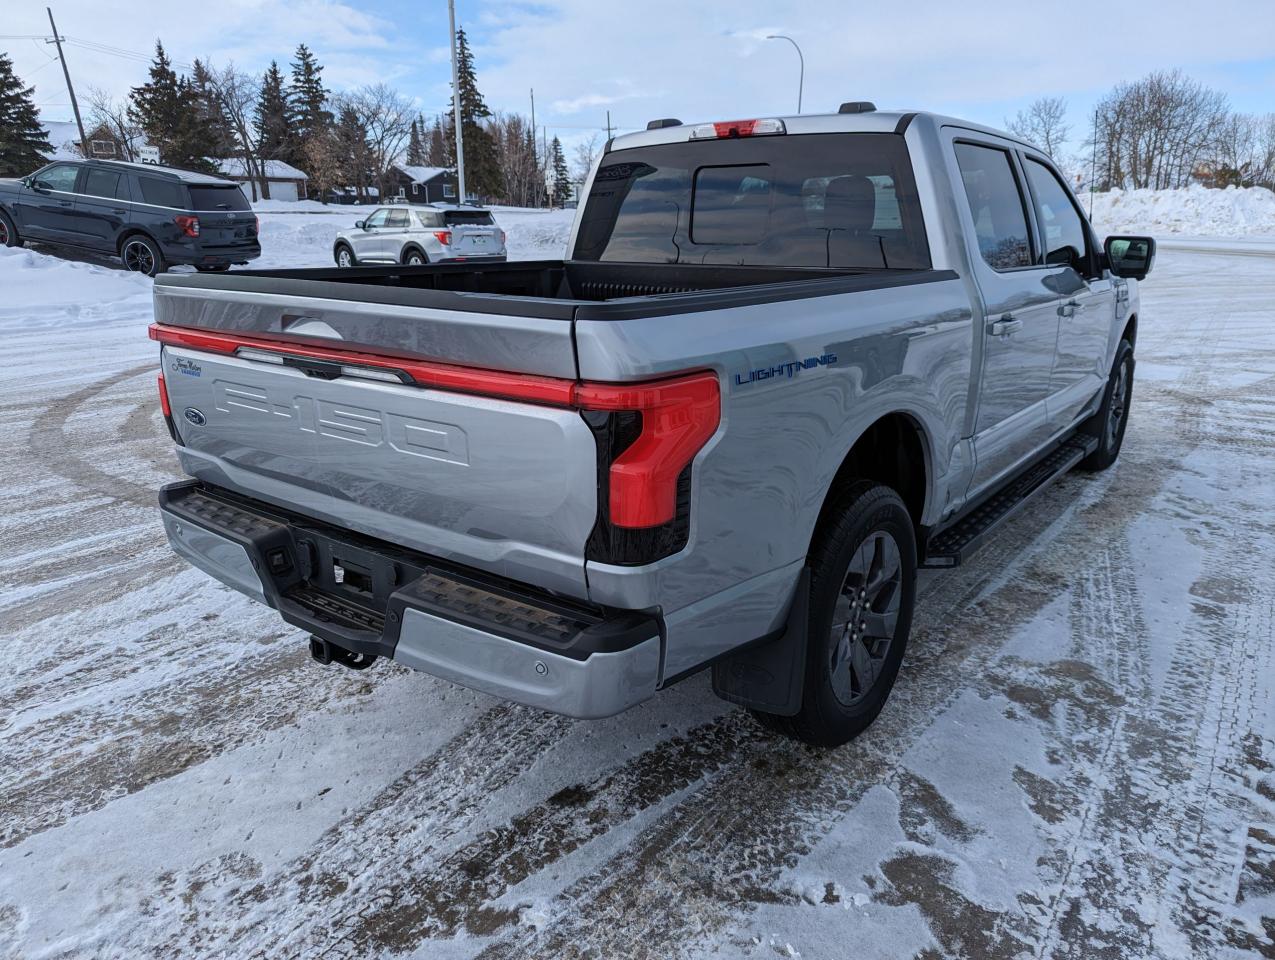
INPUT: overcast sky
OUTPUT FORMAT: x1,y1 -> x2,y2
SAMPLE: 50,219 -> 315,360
7,0 -> 1275,163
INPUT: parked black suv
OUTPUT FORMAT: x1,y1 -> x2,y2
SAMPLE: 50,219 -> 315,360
0,159 -> 260,276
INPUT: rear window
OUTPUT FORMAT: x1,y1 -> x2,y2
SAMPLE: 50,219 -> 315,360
138,177 -> 185,208
573,133 -> 930,270
188,185 -> 251,211
442,210 -> 495,225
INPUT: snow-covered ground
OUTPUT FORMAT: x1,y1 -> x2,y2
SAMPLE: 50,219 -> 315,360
1090,184 -> 1275,240
1,205 -> 1274,959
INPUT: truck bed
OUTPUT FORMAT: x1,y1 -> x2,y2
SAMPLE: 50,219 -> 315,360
155,259 -> 954,322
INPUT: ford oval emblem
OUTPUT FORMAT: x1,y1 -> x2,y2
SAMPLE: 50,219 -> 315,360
183,407 -> 206,426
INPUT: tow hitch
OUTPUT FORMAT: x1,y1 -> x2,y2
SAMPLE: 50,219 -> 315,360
309,635 -> 379,671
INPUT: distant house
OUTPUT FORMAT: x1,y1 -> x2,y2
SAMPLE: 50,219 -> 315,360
40,119 -> 158,164
386,164 -> 458,204
322,185 -> 381,205
216,159 -> 309,202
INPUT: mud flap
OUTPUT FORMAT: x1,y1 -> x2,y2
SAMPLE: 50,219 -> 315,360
710,567 -> 809,717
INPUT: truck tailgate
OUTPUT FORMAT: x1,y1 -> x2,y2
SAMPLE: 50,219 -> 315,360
153,282 -> 596,599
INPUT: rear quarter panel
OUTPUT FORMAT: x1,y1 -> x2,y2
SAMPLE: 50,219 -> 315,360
575,277 -> 974,674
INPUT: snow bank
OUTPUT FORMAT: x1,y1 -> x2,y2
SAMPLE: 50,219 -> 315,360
1089,185 -> 1275,239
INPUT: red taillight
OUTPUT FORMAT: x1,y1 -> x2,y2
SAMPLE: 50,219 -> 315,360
157,374 -> 171,417
174,214 -> 200,238
574,374 -> 720,528
433,230 -> 452,245
254,215 -> 260,234
499,230 -> 506,245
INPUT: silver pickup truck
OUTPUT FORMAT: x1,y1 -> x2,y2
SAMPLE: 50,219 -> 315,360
151,104 -> 1154,745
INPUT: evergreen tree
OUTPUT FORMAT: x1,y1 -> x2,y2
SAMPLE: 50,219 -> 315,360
0,53 -> 52,175
445,27 -> 503,199
255,61 -> 290,163
128,41 -> 211,171
334,104 -> 371,200
190,59 -> 236,160
287,44 -> 330,165
406,117 -> 424,166
550,136 -> 571,205
426,115 -> 448,167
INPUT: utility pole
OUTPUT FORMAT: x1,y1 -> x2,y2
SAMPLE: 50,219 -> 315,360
766,35 -> 804,114
529,87 -> 538,206
448,0 -> 466,203
46,7 -> 88,157
606,110 -> 612,140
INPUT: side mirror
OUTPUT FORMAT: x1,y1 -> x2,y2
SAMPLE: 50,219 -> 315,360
1105,235 -> 1156,281
354,219 -> 366,230
32,179 -> 51,194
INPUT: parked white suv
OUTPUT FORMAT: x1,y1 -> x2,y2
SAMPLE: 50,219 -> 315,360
333,204 -> 507,266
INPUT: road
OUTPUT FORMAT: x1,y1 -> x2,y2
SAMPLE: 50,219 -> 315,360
1,242 -> 1272,959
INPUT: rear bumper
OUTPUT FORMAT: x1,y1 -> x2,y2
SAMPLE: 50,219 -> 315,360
158,481 -> 660,718
165,240 -> 261,266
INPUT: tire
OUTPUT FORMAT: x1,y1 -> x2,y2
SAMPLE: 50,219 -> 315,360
1078,339 -> 1134,472
120,235 -> 165,277
0,210 -> 18,248
402,247 -> 427,266
334,243 -> 356,268
751,481 -> 917,746
195,264 -> 230,273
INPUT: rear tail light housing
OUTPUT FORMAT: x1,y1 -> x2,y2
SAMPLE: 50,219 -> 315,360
174,214 -> 200,238
156,373 -> 179,441
433,230 -> 453,245
689,118 -> 786,140
499,230 -> 507,246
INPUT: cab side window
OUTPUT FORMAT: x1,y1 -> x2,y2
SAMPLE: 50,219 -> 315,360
1024,158 -> 1092,276
364,209 -> 390,228
953,143 -> 1032,271
34,164 -> 80,193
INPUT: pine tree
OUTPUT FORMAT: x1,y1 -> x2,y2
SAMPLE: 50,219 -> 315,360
426,116 -> 448,167
255,61 -> 290,163
446,27 -> 503,200
128,41 -> 211,171
287,44 -> 330,165
406,118 -> 424,166
550,136 -> 571,205
190,59 -> 236,160
0,53 -> 52,175
334,104 -> 371,200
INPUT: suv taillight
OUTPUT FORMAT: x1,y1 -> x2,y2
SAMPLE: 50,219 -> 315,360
174,214 -> 200,238
576,372 -> 720,564
433,230 -> 452,245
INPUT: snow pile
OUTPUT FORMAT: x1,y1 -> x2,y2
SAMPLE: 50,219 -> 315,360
1089,185 -> 1275,239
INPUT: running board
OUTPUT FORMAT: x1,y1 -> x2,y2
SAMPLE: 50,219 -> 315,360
921,434 -> 1097,569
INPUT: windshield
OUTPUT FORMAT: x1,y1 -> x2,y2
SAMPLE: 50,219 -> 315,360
443,210 -> 495,225
188,185 -> 251,211
572,133 -> 930,270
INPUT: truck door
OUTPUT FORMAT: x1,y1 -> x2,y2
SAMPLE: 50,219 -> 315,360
950,139 -> 1060,497
17,163 -> 82,242
72,166 -> 130,252
1018,155 -> 1117,431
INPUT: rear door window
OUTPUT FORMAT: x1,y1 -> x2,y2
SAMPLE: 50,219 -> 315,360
386,209 -> 410,229
82,169 -> 121,199
953,143 -> 1032,271
139,177 -> 186,208
573,133 -> 930,269
188,185 -> 251,211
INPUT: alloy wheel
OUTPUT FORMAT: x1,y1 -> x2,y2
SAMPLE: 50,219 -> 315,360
123,240 -> 154,275
1108,360 -> 1129,448
828,530 -> 903,708
0,220 -> 9,246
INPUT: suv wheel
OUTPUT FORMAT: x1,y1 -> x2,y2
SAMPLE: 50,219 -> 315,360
1079,339 -> 1134,471
751,481 -> 916,747
403,248 -> 427,266
121,235 -> 164,277
334,243 -> 355,268
0,210 -> 18,248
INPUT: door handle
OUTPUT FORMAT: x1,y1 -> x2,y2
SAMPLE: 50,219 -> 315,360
112,208 -> 127,215
58,200 -> 73,207
1058,298 -> 1081,318
988,315 -> 1022,337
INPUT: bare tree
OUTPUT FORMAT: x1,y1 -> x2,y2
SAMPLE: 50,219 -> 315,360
1006,96 -> 1070,161
204,63 -> 268,200
487,112 -> 544,207
86,86 -> 143,161
303,128 -> 342,203
345,84 -> 414,199
1094,70 -> 1229,190
571,133 -> 600,181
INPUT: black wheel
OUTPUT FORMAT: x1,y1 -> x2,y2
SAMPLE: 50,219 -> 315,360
121,235 -> 164,277
334,243 -> 356,268
195,264 -> 230,273
0,210 -> 18,248
752,481 -> 917,746
402,247 -> 427,266
1078,339 -> 1134,472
